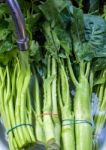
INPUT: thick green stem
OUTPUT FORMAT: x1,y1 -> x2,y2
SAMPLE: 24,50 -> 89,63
8,63 -> 22,148
85,62 -> 90,78
15,69 -> 26,145
60,62 -> 70,105
26,89 -> 35,143
35,75 -> 45,144
74,62 -> 92,150
0,67 -> 17,150
20,74 -> 31,143
67,58 -> 78,87
89,70 -> 94,94
51,57 -> 61,148
58,62 -> 75,150
43,56 -> 55,147
62,112 -> 75,150
5,66 -> 18,149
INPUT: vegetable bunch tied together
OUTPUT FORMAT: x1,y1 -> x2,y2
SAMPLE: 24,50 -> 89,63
0,0 -> 106,150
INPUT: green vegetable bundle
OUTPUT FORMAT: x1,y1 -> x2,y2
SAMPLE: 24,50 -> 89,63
0,52 -> 36,150
0,0 -> 106,150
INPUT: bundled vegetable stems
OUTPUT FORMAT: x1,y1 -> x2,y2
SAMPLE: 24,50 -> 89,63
68,59 -> 93,150
43,56 -> 61,150
34,73 -> 45,145
39,2 -> 93,149
74,62 -> 93,150
0,51 -> 35,150
93,69 -> 106,150
58,59 -> 75,150
51,57 -> 61,149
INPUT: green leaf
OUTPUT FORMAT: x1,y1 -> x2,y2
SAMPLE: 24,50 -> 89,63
70,7 -> 86,61
84,15 -> 106,59
18,0 -> 32,14
71,7 -> 85,43
26,13 -> 41,33
0,49 -> 17,66
92,58 -> 106,71
43,21 -> 60,57
29,40 -> 41,63
0,29 -> 10,41
30,40 -> 39,56
39,0 -> 68,21
0,19 -> 8,29
0,41 -> 16,53
70,7 -> 106,61
94,77 -> 106,86
74,0 -> 83,8
89,0 -> 99,14
55,16 -> 72,56
0,4 -> 9,18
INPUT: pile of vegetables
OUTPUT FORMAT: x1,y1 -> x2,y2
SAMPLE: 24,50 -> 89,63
0,0 -> 106,150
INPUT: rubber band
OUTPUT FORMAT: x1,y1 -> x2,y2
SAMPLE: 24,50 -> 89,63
7,123 -> 33,135
62,119 -> 92,127
75,120 -> 93,127
62,119 -> 74,126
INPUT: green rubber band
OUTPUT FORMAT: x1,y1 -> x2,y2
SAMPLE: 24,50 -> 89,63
62,119 -> 74,126
7,123 -> 33,135
62,119 -> 92,127
75,120 -> 93,127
